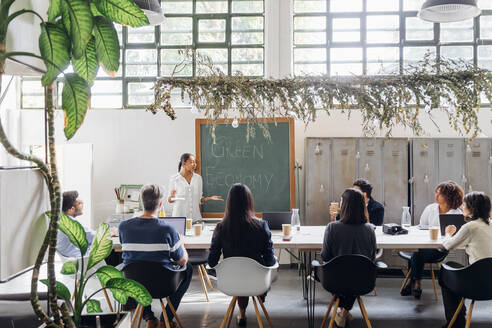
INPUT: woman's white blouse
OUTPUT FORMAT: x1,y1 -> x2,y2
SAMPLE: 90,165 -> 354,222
419,203 -> 462,228
168,173 -> 203,220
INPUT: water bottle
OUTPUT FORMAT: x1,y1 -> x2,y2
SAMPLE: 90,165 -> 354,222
401,206 -> 411,227
291,208 -> 300,233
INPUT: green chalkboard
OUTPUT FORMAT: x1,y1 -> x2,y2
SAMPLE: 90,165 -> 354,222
196,119 -> 295,217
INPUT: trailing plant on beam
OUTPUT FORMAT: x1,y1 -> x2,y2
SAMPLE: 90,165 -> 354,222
150,52 -> 492,140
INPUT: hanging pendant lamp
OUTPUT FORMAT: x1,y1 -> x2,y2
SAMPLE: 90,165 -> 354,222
419,0 -> 481,23
134,0 -> 164,26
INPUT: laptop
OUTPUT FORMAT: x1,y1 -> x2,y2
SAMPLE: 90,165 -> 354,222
162,217 -> 186,235
263,212 -> 292,230
439,214 -> 466,236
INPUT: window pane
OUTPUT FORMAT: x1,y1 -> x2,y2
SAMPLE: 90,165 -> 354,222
196,0 -> 228,13
403,0 -> 421,11
161,49 -> 192,77
440,19 -> 473,43
125,49 -> 157,77
198,19 -> 226,43
332,18 -> 360,42
232,16 -> 264,45
478,46 -> 492,70
367,47 -> 399,75
367,15 -> 399,43
294,0 -> 326,13
330,0 -> 362,12
115,24 -> 123,45
440,46 -> 473,61
232,0 -> 263,13
330,48 -> 362,75
162,0 -> 192,14
480,0 -> 492,9
127,25 -> 155,43
232,48 -> 263,76
21,79 -> 44,108
403,46 -> 436,70
91,80 -> 122,108
128,82 -> 154,106
480,15 -> 492,39
196,49 -> 228,74
294,16 -> 326,45
367,0 -> 399,12
161,17 -> 192,45
294,48 -> 326,75
406,16 -> 434,41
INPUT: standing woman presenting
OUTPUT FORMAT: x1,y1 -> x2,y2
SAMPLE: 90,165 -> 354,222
168,153 -> 223,220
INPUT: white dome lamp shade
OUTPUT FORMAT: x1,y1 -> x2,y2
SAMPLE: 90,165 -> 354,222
134,0 -> 165,26
419,0 -> 481,23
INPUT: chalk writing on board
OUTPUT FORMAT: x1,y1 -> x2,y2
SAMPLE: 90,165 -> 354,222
211,137 -> 264,160
204,167 -> 274,192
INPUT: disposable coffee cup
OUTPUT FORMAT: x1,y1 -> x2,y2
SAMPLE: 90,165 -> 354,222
330,202 -> 339,211
282,224 -> 291,237
429,226 -> 440,241
193,224 -> 203,236
186,218 -> 193,230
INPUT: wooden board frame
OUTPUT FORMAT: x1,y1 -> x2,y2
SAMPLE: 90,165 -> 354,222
195,118 -> 296,218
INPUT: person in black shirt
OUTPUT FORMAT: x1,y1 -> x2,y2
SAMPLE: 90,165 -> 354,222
352,179 -> 384,226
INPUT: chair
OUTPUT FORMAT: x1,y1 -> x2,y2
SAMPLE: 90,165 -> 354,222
187,250 -> 214,302
439,258 -> 492,328
398,251 -> 447,300
122,261 -> 186,328
312,255 -> 376,328
214,257 -> 279,328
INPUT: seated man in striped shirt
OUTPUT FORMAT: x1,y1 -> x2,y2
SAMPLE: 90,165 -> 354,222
119,184 -> 193,328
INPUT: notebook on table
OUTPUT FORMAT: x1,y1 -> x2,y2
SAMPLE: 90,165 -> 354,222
162,217 -> 186,235
439,214 -> 466,236
263,212 -> 292,230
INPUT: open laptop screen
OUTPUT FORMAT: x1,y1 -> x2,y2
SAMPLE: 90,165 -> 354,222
439,214 -> 465,236
263,212 -> 292,230
162,217 -> 186,235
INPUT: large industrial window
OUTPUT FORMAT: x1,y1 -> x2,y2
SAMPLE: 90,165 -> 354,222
21,0 -> 265,109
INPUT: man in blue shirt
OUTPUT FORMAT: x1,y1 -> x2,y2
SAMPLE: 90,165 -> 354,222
119,184 -> 192,328
352,179 -> 385,226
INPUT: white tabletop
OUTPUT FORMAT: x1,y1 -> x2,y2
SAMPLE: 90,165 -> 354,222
112,225 -> 446,251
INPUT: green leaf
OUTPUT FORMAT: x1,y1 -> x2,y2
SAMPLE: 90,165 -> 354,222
87,223 -> 113,270
106,278 -> 152,306
39,22 -> 71,86
93,16 -> 120,76
64,0 -> 93,59
95,0 -> 149,27
60,0 -> 71,34
86,299 -> 103,313
41,279 -> 71,303
61,261 -> 78,275
72,37 -> 99,85
62,73 -> 90,140
96,266 -> 126,304
48,0 -> 62,22
90,2 -> 103,16
58,211 -> 89,255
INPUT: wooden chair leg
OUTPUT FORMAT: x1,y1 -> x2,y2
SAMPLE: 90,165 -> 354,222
201,264 -> 214,290
197,264 -> 210,302
321,295 -> 336,328
100,281 -> 114,312
159,299 -> 171,328
357,297 -> 372,328
226,297 -> 237,328
430,264 -> 438,301
220,297 -> 237,328
327,297 -> 340,328
372,288 -> 377,296
400,268 -> 412,293
136,305 -> 144,328
166,297 -> 184,328
131,304 -> 141,328
252,296 -> 264,328
257,296 -> 274,328
465,300 -> 474,328
448,298 -> 465,328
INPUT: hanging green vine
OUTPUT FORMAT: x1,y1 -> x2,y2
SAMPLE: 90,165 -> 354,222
149,51 -> 492,140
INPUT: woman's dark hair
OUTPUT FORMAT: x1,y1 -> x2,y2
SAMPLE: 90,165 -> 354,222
62,191 -> 79,212
339,188 -> 367,225
436,181 -> 464,210
178,153 -> 193,172
464,191 -> 491,225
353,178 -> 373,198
220,183 -> 261,247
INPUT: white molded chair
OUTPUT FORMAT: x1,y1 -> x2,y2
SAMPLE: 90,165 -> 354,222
214,257 -> 279,328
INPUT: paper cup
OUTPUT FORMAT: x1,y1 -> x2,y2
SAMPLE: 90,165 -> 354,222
194,224 -> 203,236
186,218 -> 193,230
282,224 -> 291,237
429,226 -> 440,241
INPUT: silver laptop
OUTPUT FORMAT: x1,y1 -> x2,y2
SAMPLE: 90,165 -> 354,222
162,217 -> 186,235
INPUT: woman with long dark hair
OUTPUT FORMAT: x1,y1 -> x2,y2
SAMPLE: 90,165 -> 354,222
321,188 -> 376,328
168,153 -> 223,220
208,183 -> 275,326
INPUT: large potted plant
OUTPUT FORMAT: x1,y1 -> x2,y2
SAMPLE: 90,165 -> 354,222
0,0 -> 151,326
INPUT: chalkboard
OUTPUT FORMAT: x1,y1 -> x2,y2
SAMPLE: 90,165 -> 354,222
196,118 -> 295,217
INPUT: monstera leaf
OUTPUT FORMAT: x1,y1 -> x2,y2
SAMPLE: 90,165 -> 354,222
95,0 -> 149,27
106,278 -> 152,306
39,22 -> 71,86
86,299 -> 103,313
93,16 -> 120,76
58,211 -> 89,256
87,223 -> 113,270
96,266 -> 127,304
63,0 -> 93,59
41,280 -> 71,304
72,36 -> 99,85
62,73 -> 90,140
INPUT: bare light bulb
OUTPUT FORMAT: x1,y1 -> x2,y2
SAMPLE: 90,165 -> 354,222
320,184 -> 325,193
355,151 -> 360,159
314,143 -> 321,155
364,163 -> 370,172
466,144 -> 472,153
231,117 -> 239,128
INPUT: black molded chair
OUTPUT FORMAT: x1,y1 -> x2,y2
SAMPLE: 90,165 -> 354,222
399,250 -> 447,300
122,261 -> 186,328
188,250 -> 214,302
313,255 -> 376,328
439,258 -> 492,328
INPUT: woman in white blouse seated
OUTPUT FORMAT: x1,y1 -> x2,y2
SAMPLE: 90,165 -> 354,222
440,191 -> 492,328
401,181 -> 463,299
168,153 -> 223,220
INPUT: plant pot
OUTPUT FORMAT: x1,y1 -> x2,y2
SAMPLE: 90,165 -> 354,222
39,312 -> 131,328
